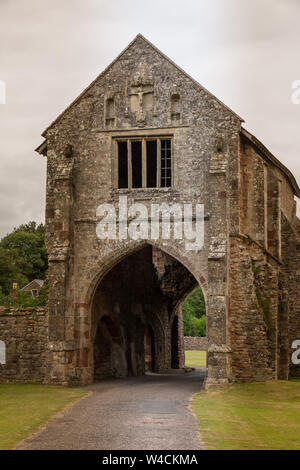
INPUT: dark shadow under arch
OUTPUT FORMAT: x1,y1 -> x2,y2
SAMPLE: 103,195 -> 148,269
86,240 -> 208,315
90,243 -> 206,381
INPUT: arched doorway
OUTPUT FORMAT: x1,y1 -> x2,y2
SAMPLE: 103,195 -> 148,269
91,244 -> 205,381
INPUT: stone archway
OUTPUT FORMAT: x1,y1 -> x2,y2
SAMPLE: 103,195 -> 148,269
89,243 -> 205,381
85,240 -> 209,315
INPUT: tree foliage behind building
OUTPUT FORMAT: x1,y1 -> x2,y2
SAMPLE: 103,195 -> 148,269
0,222 -> 48,296
182,286 -> 206,337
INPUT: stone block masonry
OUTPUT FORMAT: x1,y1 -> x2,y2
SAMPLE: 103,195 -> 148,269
0,307 -> 49,383
184,337 -> 208,351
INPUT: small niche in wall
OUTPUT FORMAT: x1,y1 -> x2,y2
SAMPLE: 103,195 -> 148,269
105,95 -> 115,128
0,340 -> 6,364
170,93 -> 181,124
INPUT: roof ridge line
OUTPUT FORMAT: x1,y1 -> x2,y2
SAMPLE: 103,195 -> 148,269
41,34 -> 243,137
41,34 -> 142,137
241,127 -> 300,198
136,34 -> 243,122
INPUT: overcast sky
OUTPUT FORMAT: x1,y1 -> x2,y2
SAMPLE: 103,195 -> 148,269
0,0 -> 299,237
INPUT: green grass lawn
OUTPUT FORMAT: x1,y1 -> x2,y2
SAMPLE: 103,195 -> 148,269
0,384 -> 88,450
192,379 -> 300,450
185,350 -> 207,367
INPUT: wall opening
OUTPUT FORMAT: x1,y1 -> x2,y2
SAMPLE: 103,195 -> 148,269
91,244 -> 202,382
146,140 -> 157,188
0,340 -> 6,365
131,141 -> 142,188
182,286 -> 207,368
170,93 -> 181,124
160,139 -> 171,187
118,141 -> 128,188
105,96 -> 115,128
116,138 -> 172,189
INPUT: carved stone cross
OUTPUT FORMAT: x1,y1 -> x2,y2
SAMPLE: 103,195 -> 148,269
129,85 -> 154,112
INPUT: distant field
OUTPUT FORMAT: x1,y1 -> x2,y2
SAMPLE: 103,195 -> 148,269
0,384 -> 88,450
192,379 -> 300,450
185,350 -> 206,367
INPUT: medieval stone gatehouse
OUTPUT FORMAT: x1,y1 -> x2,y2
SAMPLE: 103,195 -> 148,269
1,35 -> 299,388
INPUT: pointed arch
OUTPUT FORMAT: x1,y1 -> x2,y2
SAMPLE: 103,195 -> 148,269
85,240 -> 208,312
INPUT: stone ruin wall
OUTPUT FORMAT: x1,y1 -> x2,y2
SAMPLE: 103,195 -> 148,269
0,307 -> 49,383
228,237 -> 279,382
184,336 -> 208,351
227,137 -> 300,383
280,213 -> 300,378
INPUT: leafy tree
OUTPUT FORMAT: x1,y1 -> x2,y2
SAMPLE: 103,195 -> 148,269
182,286 -> 205,318
17,221 -> 45,235
0,286 -> 6,305
0,222 -> 47,295
0,246 -> 28,295
182,286 -> 206,336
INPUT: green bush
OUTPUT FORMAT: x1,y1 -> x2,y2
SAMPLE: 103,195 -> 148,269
0,283 -> 48,308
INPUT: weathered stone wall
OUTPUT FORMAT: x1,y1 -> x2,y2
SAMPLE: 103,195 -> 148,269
184,336 -> 208,351
280,214 -> 300,378
35,35 -> 299,388
42,35 -> 240,387
0,307 -> 49,383
172,305 -> 185,368
232,138 -> 300,383
228,236 -> 279,382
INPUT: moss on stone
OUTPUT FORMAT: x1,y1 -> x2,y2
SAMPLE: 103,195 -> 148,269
252,262 -> 271,330
255,287 -> 271,330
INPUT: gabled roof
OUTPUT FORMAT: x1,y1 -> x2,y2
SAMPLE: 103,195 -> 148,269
40,33 -> 243,139
21,279 -> 45,291
35,140 -> 47,156
241,127 -> 300,198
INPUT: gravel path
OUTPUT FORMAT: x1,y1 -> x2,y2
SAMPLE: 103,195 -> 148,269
16,368 -> 205,450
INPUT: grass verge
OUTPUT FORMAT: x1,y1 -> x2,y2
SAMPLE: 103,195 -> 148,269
0,383 -> 88,450
192,379 -> 300,450
185,350 -> 206,367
